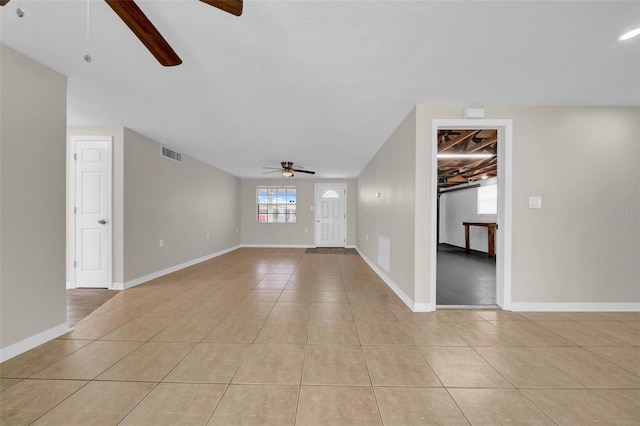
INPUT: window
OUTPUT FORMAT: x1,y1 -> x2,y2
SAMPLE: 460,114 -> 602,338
257,186 -> 296,223
322,190 -> 340,198
477,184 -> 498,215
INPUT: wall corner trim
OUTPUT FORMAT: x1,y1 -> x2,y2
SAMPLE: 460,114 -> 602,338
123,245 -> 241,290
0,323 -> 71,362
356,246 -> 434,312
510,302 -> 640,312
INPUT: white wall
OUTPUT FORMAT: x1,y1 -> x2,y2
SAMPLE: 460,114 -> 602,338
123,128 -> 241,283
0,45 -> 68,359
356,108 -> 417,304
358,105 -> 640,310
241,178 -> 356,247
416,106 -> 640,307
440,178 -> 497,251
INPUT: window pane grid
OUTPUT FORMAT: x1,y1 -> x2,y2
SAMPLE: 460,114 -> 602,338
257,187 -> 296,223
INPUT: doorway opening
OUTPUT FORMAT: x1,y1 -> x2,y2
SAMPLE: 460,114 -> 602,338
430,120 -> 513,310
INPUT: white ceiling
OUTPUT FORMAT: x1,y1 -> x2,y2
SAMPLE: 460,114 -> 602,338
2,1 -> 639,178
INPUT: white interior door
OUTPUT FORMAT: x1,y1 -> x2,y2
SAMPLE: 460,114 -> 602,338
315,184 -> 346,247
73,137 -> 112,288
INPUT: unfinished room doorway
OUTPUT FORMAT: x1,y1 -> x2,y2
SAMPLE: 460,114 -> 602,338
69,136 -> 113,289
315,183 -> 347,247
437,129 -> 498,306
431,119 -> 513,309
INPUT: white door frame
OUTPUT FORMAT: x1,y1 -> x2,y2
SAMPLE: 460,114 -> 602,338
430,119 -> 513,310
314,183 -> 347,248
68,136 -> 113,289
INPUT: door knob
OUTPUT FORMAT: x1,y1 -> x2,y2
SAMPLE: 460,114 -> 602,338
98,219 -> 108,225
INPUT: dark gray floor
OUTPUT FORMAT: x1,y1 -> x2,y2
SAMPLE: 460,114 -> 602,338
436,243 -> 496,306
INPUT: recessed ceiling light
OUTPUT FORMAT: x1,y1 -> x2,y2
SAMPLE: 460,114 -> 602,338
619,28 -> 640,41
437,153 -> 494,159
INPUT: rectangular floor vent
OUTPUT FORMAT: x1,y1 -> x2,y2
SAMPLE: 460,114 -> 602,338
161,146 -> 182,163
378,235 -> 391,273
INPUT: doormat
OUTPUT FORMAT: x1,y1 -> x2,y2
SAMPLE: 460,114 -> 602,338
305,248 -> 358,254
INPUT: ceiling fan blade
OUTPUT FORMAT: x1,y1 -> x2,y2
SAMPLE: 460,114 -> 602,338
262,170 -> 281,175
262,167 -> 282,170
0,0 -> 11,6
292,169 -> 315,174
104,0 -> 182,67
199,0 -> 243,16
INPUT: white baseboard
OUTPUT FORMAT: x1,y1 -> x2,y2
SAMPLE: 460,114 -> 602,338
240,244 -> 315,248
0,323 -> 71,362
510,302 -> 640,312
413,303 -> 434,312
355,246 -> 434,312
122,245 -> 241,290
68,282 -> 123,290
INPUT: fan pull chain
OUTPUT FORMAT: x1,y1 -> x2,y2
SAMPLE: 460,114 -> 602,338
84,0 -> 92,62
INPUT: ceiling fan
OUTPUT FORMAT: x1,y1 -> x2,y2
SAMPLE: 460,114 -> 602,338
263,162 -> 316,178
0,0 -> 242,67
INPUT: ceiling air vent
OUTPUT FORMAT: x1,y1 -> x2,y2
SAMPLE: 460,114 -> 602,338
161,146 -> 182,163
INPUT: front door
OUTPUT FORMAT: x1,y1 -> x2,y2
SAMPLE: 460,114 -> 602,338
73,137 -> 112,288
315,183 -> 346,247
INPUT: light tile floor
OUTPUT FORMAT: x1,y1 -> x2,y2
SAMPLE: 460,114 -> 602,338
1,248 -> 639,425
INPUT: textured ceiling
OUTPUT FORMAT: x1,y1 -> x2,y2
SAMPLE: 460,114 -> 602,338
1,1 -> 639,178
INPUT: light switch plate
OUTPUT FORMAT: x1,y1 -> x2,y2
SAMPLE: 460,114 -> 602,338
529,196 -> 542,209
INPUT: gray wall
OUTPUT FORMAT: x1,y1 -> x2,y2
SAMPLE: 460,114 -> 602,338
0,45 -> 68,352
487,106 -> 639,304
360,105 -> 640,308
356,109 -> 417,301
241,178 -> 356,247
123,128 -> 241,282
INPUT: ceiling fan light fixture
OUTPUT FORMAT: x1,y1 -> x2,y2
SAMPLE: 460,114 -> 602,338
619,28 -> 640,41
282,170 -> 293,178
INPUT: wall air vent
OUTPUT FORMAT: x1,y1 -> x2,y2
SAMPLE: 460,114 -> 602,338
161,146 -> 182,163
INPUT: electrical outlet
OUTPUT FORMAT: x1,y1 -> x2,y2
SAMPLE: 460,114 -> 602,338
236,228 -> 239,234
206,232 -> 210,240
366,234 -> 369,241
159,239 -> 164,248
304,228 -> 308,234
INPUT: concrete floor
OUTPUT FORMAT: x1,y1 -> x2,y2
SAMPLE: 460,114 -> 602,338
436,244 -> 496,306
